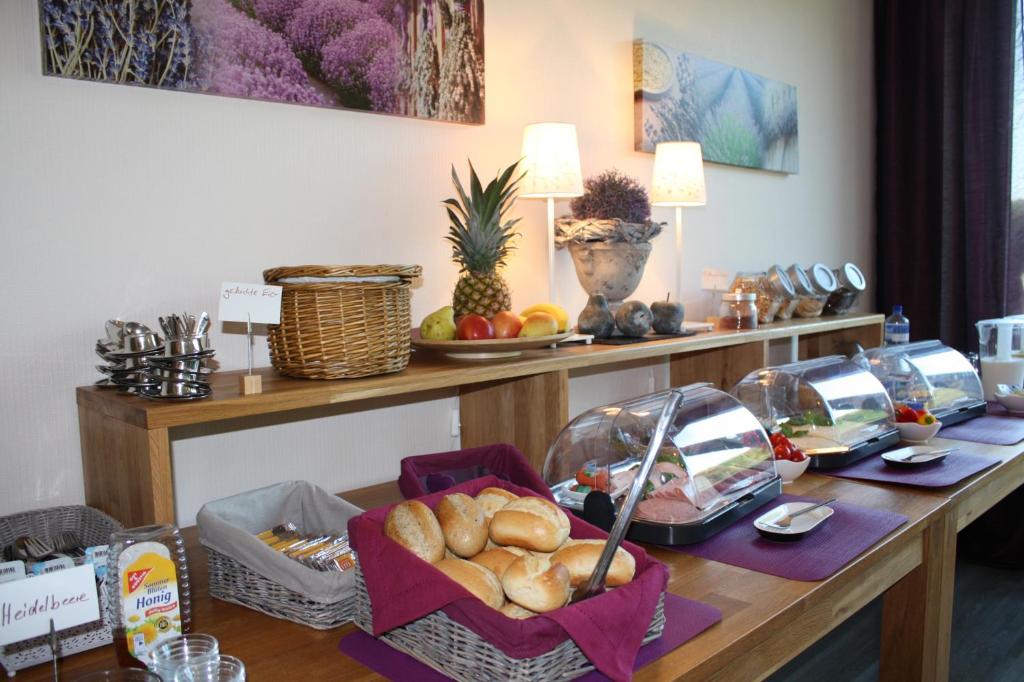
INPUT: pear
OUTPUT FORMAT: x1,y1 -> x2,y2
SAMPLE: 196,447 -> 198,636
420,306 -> 457,340
577,294 -> 616,338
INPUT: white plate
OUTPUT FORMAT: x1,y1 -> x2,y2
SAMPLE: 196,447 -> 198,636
753,501 -> 834,539
881,445 -> 950,467
994,392 -> 1024,415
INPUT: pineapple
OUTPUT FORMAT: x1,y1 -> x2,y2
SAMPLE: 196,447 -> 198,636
444,160 -> 523,318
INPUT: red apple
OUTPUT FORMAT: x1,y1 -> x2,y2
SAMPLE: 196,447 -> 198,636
456,314 -> 495,340
491,311 -> 523,338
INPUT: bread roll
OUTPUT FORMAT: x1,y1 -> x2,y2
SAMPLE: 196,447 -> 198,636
550,539 -> 636,587
489,497 -> 570,552
501,555 -> 572,613
475,487 -> 519,521
434,558 -> 504,609
470,546 -> 527,579
435,493 -> 488,557
385,500 -> 444,563
499,602 -> 537,620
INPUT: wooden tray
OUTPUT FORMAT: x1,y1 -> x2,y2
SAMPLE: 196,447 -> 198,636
411,331 -> 573,359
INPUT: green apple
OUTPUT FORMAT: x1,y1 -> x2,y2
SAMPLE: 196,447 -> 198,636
420,306 -> 457,340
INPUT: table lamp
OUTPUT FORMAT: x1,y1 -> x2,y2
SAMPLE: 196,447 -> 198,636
650,141 -> 707,302
520,122 -> 584,303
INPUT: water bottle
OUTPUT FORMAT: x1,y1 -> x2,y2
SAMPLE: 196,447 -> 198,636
884,305 -> 910,345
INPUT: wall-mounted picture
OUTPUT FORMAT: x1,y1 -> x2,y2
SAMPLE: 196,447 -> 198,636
38,0 -> 485,124
634,40 -> 798,174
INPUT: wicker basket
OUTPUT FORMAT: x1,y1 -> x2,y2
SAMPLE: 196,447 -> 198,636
352,561 -> 666,681
0,505 -> 122,673
264,264 -> 421,379
206,547 -> 354,630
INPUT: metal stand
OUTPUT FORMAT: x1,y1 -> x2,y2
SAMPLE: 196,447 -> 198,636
239,314 -> 262,395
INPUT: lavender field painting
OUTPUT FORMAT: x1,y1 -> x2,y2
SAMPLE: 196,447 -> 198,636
634,40 -> 798,173
39,0 -> 485,123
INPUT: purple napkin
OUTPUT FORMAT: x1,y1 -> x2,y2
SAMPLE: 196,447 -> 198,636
665,494 -> 907,581
397,443 -> 555,500
822,452 -> 998,488
938,403 -> 1024,445
338,592 -> 721,681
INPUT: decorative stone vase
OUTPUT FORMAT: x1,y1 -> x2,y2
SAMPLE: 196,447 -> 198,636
567,241 -> 652,310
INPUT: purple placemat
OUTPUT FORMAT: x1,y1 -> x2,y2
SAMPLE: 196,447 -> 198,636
939,403 -> 1024,445
666,494 -> 907,581
821,451 -> 999,488
337,593 -> 721,681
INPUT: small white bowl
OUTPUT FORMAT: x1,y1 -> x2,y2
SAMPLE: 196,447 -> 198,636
994,392 -> 1024,415
774,457 -> 810,482
896,419 -> 942,443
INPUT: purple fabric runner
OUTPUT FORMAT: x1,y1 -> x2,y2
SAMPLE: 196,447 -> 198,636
938,403 -> 1024,445
665,494 -> 908,581
337,592 -> 721,681
821,452 -> 998,488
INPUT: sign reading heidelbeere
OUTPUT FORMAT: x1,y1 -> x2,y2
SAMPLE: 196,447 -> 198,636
0,564 -> 99,645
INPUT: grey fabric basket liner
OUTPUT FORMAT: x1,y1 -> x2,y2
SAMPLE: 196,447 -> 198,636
197,480 -> 360,604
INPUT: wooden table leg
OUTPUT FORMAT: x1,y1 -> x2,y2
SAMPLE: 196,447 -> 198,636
669,340 -> 769,391
78,404 -> 175,527
458,370 -> 569,471
880,512 -> 956,682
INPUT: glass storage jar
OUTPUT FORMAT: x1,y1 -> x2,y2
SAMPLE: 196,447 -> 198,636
777,264 -> 815,320
729,266 -> 796,324
717,291 -> 758,331
794,263 -> 838,318
823,262 -> 866,315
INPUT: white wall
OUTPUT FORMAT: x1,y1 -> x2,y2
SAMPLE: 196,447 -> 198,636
0,0 -> 874,525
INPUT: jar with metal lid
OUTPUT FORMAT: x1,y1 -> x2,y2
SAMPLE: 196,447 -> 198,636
823,262 -> 866,315
795,263 -> 838,318
717,291 -> 758,331
777,264 -> 815,320
729,267 -> 796,324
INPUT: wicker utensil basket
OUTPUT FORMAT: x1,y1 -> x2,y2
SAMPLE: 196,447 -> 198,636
264,264 -> 421,379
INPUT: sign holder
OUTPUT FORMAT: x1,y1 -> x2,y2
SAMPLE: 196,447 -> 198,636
239,313 -> 262,395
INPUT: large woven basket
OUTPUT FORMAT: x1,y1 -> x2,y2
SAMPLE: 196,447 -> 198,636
0,506 -> 122,673
352,560 -> 666,681
264,264 -> 421,379
205,547 -> 354,630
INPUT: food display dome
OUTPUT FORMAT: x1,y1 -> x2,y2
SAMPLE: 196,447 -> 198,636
853,340 -> 986,425
543,383 -> 781,545
731,355 -> 898,469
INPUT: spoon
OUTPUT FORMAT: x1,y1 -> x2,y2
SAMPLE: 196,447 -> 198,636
768,497 -> 836,529
899,447 -> 956,462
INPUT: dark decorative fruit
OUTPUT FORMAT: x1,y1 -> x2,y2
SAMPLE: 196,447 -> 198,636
577,294 -> 616,338
614,300 -> 653,337
651,296 -> 684,334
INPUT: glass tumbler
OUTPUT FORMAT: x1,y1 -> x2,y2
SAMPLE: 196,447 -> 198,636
147,634 -> 219,680
76,671 -> 162,682
172,655 -> 246,682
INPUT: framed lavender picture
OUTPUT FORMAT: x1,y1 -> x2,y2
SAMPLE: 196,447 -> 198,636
38,0 -> 485,124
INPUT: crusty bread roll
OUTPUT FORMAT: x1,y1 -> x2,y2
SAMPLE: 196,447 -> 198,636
470,546 -> 528,579
551,539 -> 636,587
385,500 -> 444,563
499,602 -> 537,620
435,493 -> 488,557
434,558 -> 504,609
502,555 -> 572,613
475,487 -> 519,521
489,497 -> 570,552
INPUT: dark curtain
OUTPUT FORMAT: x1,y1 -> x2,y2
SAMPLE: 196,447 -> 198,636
875,0 -> 1015,351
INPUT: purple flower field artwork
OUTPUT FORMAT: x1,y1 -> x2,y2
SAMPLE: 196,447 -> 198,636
38,0 -> 485,123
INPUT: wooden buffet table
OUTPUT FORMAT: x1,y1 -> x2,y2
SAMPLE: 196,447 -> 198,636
76,313 -> 884,527
20,436 -> 1023,682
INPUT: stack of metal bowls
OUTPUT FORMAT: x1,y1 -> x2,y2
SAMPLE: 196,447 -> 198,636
95,320 -> 164,392
139,313 -> 215,401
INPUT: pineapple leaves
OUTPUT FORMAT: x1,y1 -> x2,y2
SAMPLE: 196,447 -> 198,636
443,159 -> 524,275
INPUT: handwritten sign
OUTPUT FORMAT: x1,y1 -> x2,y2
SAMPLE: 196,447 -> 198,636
218,282 -> 283,325
0,564 -> 99,645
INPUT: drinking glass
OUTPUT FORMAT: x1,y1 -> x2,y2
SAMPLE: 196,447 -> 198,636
172,655 -> 246,682
146,633 -> 219,680
75,670 -> 161,681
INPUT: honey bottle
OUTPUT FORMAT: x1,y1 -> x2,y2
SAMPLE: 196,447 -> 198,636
106,524 -> 191,667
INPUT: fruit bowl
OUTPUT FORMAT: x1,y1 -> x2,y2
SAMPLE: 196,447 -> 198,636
774,457 -> 810,483
411,330 -> 574,359
896,420 -> 942,443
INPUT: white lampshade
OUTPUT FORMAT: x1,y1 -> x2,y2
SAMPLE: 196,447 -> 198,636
519,122 -> 584,198
650,141 -> 707,206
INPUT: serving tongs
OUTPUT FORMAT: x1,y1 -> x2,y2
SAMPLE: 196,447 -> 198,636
574,389 -> 684,602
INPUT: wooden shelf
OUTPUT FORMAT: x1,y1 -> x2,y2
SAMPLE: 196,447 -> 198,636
75,314 -> 883,527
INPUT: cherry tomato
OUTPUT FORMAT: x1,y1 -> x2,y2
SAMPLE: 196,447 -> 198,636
774,444 -> 791,460
790,449 -> 808,462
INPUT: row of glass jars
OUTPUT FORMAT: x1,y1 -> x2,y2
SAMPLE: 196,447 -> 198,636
725,262 -> 866,326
